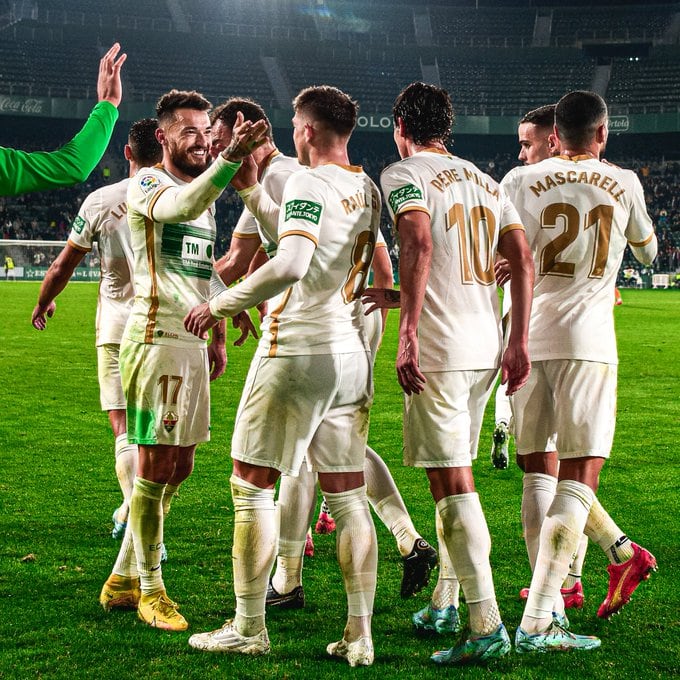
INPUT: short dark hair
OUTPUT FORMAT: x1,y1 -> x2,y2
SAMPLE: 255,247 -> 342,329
211,97 -> 272,139
393,82 -> 454,146
293,86 -> 358,137
555,91 -> 607,148
127,118 -> 162,167
520,104 -> 556,129
155,89 -> 212,125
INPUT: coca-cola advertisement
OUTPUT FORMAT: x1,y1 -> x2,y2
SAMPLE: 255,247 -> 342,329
0,96 -> 47,115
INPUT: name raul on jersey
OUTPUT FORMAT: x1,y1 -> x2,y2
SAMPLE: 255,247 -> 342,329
341,190 -> 380,215
529,170 -> 626,202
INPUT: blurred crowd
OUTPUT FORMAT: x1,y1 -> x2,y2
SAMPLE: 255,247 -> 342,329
2,141 -> 679,281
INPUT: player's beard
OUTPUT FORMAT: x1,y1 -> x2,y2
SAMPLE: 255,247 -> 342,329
169,143 -> 210,178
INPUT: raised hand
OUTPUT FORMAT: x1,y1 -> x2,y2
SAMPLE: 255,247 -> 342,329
97,43 -> 127,107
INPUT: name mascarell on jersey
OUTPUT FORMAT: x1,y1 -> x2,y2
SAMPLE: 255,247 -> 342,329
527,169 -> 626,202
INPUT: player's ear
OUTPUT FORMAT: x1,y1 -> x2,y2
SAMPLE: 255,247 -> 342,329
123,144 -> 133,161
596,121 -> 608,145
155,127 -> 166,146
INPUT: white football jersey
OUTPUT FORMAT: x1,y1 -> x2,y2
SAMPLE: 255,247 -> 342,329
381,149 -> 524,371
68,178 -> 134,345
501,155 -> 655,364
256,163 -> 381,357
125,166 -> 216,348
232,151 -> 302,257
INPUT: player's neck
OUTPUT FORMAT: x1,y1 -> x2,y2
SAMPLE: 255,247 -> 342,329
559,141 -> 600,160
163,160 -> 195,184
409,140 -> 448,157
307,146 -> 350,169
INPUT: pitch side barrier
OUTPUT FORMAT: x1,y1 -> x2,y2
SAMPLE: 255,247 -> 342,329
0,239 -> 100,281
0,94 -> 679,135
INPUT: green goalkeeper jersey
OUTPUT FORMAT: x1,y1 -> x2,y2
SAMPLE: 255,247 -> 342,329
0,101 -> 118,196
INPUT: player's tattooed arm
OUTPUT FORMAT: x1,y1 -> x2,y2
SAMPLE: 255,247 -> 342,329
221,111 -> 268,162
361,288 -> 401,314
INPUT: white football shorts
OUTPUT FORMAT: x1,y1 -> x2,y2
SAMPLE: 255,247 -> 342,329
231,351 -> 373,476
119,339 -> 210,447
404,368 -> 498,468
512,359 -> 617,459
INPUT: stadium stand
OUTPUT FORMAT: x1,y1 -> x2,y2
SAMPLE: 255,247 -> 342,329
0,0 -> 678,281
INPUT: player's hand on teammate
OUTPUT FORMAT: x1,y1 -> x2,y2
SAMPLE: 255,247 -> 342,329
494,258 -> 512,287
230,154 -> 258,191
184,302 -> 220,339
97,43 -> 126,108
221,111 -> 267,163
31,301 -> 56,330
231,311 -> 259,347
362,287 -> 401,314
500,339 -> 531,396
396,331 -> 426,396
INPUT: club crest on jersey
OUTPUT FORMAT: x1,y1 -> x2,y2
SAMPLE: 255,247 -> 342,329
285,199 -> 322,225
72,215 -> 87,234
162,411 -> 178,433
139,174 -> 161,194
389,184 -> 422,214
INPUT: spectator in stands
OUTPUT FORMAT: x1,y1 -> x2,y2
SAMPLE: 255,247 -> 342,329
0,43 -> 126,197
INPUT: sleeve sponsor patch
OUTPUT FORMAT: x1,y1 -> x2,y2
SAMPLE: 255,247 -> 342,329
388,184 -> 423,214
284,199 -> 322,225
139,174 -> 161,194
71,215 -> 87,234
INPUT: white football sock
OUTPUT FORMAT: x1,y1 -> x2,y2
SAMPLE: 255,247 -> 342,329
130,476 -> 165,595
522,472 -> 557,571
364,446 -> 419,557
431,505 -> 460,609
436,493 -> 500,636
584,497 -> 635,564
114,433 -> 137,520
161,483 -> 180,517
324,485 -> 377,620
112,521 -> 138,578
231,475 -> 277,637
272,465 -> 317,594
563,534 -> 588,589
521,480 -> 594,634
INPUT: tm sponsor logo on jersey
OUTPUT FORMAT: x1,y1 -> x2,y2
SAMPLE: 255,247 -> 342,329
285,199 -> 322,225
72,215 -> 87,234
182,235 -> 213,264
388,184 -> 422,214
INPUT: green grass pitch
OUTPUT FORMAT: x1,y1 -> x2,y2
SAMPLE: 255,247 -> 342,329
1,282 -> 678,679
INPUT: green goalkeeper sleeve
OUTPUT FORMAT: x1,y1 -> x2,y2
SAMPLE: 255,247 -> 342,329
0,100 -> 118,196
